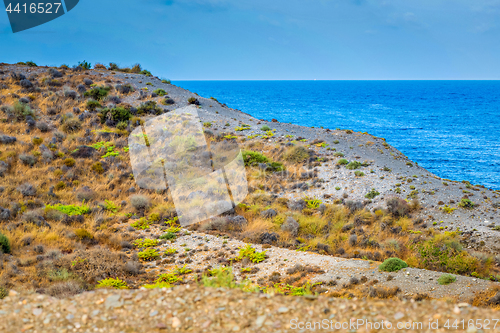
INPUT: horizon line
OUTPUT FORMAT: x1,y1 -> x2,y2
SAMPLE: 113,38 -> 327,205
171,79 -> 500,81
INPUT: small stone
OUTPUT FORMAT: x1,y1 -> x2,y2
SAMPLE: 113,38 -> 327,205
149,310 -> 158,317
32,308 -> 42,316
394,312 -> 404,320
278,307 -> 289,313
255,315 -> 266,328
66,314 -> 74,320
172,317 -> 181,328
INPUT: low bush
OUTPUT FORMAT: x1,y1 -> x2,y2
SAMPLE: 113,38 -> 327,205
115,84 -> 134,94
386,198 -> 410,218
99,107 -> 132,124
235,244 -> 267,263
96,278 -> 128,289
32,137 -> 43,145
133,238 -> 159,248
283,146 -> 309,163
379,258 -> 408,272
45,202 -> 90,216
337,158 -> 348,165
365,188 -> 380,199
74,229 -> 93,241
0,232 -> 11,254
242,150 -> 269,166
188,97 -> 200,105
346,161 -> 362,170
84,86 -> 110,100
86,100 -> 101,111
19,153 -> 37,166
91,162 -> 104,174
138,248 -> 160,261
437,274 -> 457,285
0,286 -> 9,299
153,88 -> 167,96
458,198 -> 475,209
130,194 -> 151,210
260,125 -> 271,131
137,101 -> 162,115
61,118 -> 82,133
162,97 -> 175,105
63,158 -> 75,167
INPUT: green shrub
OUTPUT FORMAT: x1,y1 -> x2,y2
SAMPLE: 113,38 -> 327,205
160,232 -> 176,240
260,125 -> 271,131
74,229 -> 93,240
458,198 -> 475,209
236,245 -> 266,263
437,274 -> 457,285
99,107 -> 132,124
0,286 -> 8,299
333,152 -> 344,157
96,278 -> 128,289
133,238 -> 159,248
131,217 -> 152,230
116,121 -> 128,130
188,97 -> 199,105
379,258 -> 408,272
45,202 -> 90,216
26,61 -> 37,67
91,162 -> 104,174
354,171 -> 365,177
0,233 -> 11,254
137,101 -> 162,115
138,248 -> 160,261
242,150 -> 269,166
202,267 -> 241,289
365,188 -> 380,199
153,88 -> 167,96
104,199 -> 121,213
203,122 -> 212,128
61,118 -> 82,133
78,60 -> 92,70
32,137 -> 43,145
63,158 -> 75,167
283,146 -> 309,163
416,232 -> 483,275
346,161 -> 362,170
86,100 -> 101,111
161,79 -> 171,84
337,158 -> 348,165
6,101 -> 34,121
84,86 -> 110,100
140,69 -> 152,76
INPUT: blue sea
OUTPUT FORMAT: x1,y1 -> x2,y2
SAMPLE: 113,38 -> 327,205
174,81 -> 500,190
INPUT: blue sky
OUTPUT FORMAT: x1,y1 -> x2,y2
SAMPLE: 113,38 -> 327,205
1,0 -> 500,80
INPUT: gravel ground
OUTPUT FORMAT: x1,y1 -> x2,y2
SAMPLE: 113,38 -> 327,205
1,286 -> 499,333
131,227 -> 498,303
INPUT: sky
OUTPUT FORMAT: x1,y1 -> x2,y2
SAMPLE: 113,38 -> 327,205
1,0 -> 500,80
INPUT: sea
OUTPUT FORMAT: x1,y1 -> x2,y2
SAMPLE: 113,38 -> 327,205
174,80 -> 500,190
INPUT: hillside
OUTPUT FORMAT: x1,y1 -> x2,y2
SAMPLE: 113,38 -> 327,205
0,62 -> 499,331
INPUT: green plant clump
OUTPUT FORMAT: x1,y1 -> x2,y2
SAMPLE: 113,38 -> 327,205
153,88 -> 167,96
379,257 -> 408,272
99,107 -> 132,124
236,244 -> 267,263
346,161 -> 362,170
84,86 -> 111,100
45,202 -> 90,216
365,188 -> 380,199
458,198 -> 475,209
133,238 -> 159,248
337,158 -> 348,165
138,248 -> 160,261
0,232 -> 11,254
96,278 -> 128,289
437,274 -> 457,285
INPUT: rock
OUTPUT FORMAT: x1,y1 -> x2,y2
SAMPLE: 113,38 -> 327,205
287,199 -> 306,211
260,209 -> 277,219
0,207 -> 11,221
20,79 -> 33,89
0,161 -> 8,177
281,217 -> 299,237
489,292 -> 500,305
318,203 -> 326,214
0,135 -> 17,144
229,215 -> 247,229
71,145 -> 95,158
260,232 -> 278,244
127,187 -> 136,193
104,294 -> 123,308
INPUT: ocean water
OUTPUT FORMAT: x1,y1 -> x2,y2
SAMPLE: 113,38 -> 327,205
174,80 -> 500,190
